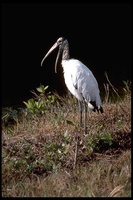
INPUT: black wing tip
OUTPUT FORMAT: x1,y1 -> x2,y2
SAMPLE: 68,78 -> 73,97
99,106 -> 104,113
89,101 -> 103,113
92,106 -> 103,113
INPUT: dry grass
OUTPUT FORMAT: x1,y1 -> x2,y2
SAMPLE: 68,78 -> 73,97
2,81 -> 131,197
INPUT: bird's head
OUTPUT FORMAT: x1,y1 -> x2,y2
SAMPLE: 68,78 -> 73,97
41,37 -> 66,73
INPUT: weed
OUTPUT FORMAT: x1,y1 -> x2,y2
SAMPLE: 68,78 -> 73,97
2,80 -> 131,197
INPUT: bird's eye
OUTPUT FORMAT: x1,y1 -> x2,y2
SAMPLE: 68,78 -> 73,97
57,37 -> 64,44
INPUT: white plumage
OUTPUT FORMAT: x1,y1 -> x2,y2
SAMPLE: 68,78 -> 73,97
41,37 -> 103,134
62,59 -> 102,111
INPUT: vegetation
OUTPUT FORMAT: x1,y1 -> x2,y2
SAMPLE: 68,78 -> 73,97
2,80 -> 131,197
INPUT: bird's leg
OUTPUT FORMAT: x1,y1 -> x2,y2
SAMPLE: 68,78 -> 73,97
84,101 -> 87,135
74,100 -> 82,169
78,100 -> 82,129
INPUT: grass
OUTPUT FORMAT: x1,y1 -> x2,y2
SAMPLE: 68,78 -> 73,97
2,80 -> 131,197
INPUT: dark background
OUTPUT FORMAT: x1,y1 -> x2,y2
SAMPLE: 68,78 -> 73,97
1,3 -> 131,107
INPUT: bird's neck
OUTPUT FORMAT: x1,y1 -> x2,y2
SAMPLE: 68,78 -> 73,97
62,40 -> 70,60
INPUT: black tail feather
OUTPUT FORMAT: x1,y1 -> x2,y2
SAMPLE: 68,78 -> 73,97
89,101 -> 104,113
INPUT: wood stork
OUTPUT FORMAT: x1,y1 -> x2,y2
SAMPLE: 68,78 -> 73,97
41,37 -> 103,134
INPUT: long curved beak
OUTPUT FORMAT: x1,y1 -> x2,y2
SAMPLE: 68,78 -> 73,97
41,42 -> 61,73
54,46 -> 62,73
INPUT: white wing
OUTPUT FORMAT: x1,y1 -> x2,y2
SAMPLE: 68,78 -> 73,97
62,59 -> 102,110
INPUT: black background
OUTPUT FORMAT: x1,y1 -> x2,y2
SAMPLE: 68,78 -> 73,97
1,3 -> 131,107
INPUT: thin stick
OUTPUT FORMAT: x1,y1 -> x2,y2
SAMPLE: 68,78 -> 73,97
105,71 -> 121,98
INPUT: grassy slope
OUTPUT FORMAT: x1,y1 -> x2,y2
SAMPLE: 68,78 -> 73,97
2,84 -> 131,197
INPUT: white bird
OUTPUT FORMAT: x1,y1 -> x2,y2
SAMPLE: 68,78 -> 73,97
41,37 -> 103,134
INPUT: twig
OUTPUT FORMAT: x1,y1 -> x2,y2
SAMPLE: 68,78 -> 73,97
104,71 -> 121,99
24,137 -> 35,145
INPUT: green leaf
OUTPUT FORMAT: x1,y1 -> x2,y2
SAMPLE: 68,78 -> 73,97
36,85 -> 49,93
23,101 -> 28,107
66,120 -> 75,126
